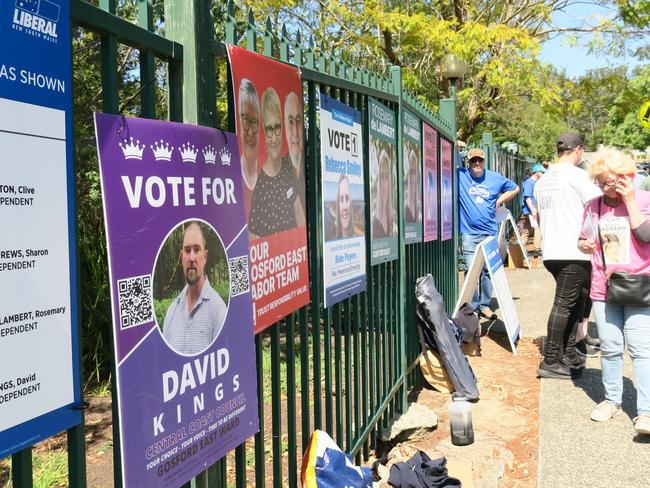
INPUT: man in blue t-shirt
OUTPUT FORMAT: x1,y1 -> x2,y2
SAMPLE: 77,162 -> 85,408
518,163 -> 546,254
458,148 -> 519,318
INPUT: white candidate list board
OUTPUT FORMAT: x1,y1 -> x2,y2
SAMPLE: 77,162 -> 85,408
0,98 -> 75,438
0,0 -> 81,458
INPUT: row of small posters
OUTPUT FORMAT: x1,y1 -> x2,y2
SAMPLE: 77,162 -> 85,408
319,96 -> 454,306
92,45 -> 455,486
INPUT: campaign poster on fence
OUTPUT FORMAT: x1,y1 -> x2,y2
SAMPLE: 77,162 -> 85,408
369,97 -> 398,265
422,123 -> 439,242
0,0 -> 83,459
402,109 -> 422,244
227,44 -> 310,333
441,138 -> 454,241
94,113 -> 258,487
319,94 -> 366,306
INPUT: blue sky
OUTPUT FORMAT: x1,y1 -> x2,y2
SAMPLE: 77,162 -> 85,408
538,2 -> 643,78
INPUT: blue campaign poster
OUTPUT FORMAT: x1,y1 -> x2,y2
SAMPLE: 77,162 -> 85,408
0,0 -> 82,458
319,93 -> 367,307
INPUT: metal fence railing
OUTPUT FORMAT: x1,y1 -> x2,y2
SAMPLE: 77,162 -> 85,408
2,0 -> 473,486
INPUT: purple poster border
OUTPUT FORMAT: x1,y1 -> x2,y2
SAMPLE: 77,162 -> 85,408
422,123 -> 438,242
441,138 -> 454,241
95,113 -> 258,487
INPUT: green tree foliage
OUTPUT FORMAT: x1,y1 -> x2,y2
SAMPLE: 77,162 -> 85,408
476,91 -> 570,160
616,0 -> 650,29
562,66 -> 630,149
602,64 -> 650,149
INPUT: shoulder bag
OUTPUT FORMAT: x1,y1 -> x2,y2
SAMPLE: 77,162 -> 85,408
597,197 -> 650,307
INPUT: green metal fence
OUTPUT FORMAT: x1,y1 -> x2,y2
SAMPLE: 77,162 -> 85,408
3,0 -> 462,486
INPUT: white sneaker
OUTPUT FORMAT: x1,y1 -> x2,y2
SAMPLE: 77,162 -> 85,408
633,414 -> 650,435
590,401 -> 621,422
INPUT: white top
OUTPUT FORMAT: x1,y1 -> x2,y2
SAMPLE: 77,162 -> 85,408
534,162 -> 601,261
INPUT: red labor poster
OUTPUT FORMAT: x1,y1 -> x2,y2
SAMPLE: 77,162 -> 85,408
441,138 -> 454,241
227,45 -> 310,333
422,123 -> 438,242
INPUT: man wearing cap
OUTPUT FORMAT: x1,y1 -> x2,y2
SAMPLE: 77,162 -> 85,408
518,164 -> 546,255
458,148 -> 519,319
534,133 -> 601,379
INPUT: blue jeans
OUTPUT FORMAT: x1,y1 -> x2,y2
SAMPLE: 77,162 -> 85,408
461,233 -> 494,312
593,301 -> 650,416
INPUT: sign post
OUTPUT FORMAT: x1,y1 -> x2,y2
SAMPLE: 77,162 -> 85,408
454,236 -> 521,354
0,0 -> 83,458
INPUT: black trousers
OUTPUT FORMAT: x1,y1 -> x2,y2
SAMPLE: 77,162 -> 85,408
543,260 -> 592,363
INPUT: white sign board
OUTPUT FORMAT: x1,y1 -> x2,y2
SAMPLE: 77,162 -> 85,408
0,99 -> 75,431
0,0 -> 81,458
453,236 -> 521,354
497,207 -> 531,268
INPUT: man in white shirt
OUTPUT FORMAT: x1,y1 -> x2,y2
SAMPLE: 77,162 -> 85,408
534,133 -> 601,379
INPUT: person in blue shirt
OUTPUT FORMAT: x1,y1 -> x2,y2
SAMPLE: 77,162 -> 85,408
458,148 -> 519,318
518,163 -> 546,255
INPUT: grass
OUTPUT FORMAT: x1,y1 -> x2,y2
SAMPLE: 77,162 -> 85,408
0,450 -> 69,488
260,333 -> 314,403
33,451 -> 68,488
85,379 -> 112,397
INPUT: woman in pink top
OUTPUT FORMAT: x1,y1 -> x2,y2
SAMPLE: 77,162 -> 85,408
578,148 -> 650,436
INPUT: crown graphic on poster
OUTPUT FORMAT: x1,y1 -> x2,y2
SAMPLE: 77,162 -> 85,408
150,139 -> 174,162
202,146 -> 217,164
119,137 -> 145,160
219,148 -> 232,166
180,143 -> 198,163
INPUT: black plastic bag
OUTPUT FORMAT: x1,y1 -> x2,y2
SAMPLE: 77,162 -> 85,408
415,274 -> 479,400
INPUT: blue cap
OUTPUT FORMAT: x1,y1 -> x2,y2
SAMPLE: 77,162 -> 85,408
532,164 -> 546,174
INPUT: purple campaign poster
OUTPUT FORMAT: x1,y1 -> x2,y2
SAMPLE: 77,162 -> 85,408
94,113 -> 258,487
422,123 -> 438,242
441,138 -> 453,241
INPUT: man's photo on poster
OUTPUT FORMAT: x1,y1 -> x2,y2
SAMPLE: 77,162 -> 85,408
153,220 -> 230,356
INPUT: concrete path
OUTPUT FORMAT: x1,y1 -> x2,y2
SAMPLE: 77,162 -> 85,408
506,267 -> 650,488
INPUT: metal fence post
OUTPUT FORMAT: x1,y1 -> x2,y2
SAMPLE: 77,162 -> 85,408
391,66 -> 408,414
481,132 -> 493,170
163,0 -> 216,126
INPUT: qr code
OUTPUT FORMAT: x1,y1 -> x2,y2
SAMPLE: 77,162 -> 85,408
229,256 -> 250,296
117,274 -> 153,329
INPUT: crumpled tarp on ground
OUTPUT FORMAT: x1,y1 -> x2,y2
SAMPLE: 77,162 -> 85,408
415,274 -> 479,400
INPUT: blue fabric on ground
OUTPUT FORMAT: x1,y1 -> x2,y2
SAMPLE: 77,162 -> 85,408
314,447 -> 373,487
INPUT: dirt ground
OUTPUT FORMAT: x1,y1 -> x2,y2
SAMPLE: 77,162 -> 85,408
396,329 -> 542,487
